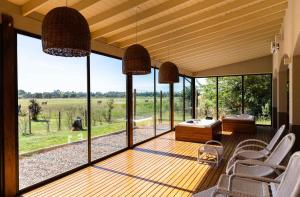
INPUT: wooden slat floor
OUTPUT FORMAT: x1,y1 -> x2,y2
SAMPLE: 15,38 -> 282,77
22,127 -> 271,197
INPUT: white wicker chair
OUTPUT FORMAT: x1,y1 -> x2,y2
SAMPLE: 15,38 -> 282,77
226,133 -> 295,176
193,151 -> 300,197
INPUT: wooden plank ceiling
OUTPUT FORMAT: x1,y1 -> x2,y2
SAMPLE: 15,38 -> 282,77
7,0 -> 287,73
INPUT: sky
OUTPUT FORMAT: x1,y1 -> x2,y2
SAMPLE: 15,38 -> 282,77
17,34 -> 169,93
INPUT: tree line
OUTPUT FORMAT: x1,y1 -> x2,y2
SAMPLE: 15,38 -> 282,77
18,89 -> 171,99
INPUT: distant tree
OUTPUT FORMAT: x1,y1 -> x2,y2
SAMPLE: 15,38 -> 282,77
28,99 -> 42,121
107,99 -> 114,123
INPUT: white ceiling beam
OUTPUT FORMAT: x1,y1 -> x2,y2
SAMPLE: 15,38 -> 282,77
185,49 -> 269,71
71,0 -> 103,11
91,0 -> 188,39
174,40 -> 271,65
152,27 -> 279,60
183,48 -> 269,68
166,35 -> 274,63
111,0 -> 257,44
88,0 -> 150,29
105,0 -> 225,44
151,22 -> 281,58
181,48 -> 269,71
119,0 -> 287,48
22,0 -> 50,16
172,43 -> 272,68
121,1 -> 287,48
147,11 -> 284,52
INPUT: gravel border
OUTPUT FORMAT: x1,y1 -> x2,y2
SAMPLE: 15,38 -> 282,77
19,125 -> 170,189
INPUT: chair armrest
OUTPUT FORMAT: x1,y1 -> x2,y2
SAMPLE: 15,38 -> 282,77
228,174 -> 281,192
236,139 -> 268,148
205,140 -> 223,147
233,159 -> 286,174
212,189 -> 244,197
232,149 -> 268,160
235,144 -> 268,153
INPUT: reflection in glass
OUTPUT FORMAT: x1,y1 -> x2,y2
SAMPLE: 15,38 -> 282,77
133,69 -> 155,144
185,77 -> 193,120
155,69 -> 170,135
174,77 -> 184,124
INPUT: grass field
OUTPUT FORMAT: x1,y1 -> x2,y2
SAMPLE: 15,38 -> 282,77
18,97 -> 172,154
18,96 -> 269,154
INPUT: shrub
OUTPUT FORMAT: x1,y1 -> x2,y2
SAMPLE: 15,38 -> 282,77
28,99 -> 42,121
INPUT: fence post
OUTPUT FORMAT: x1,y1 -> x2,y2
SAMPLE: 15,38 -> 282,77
134,88 -> 136,127
160,91 -> 162,124
58,111 -> 61,131
47,121 -> 50,132
28,113 -> 31,134
85,109 -> 87,128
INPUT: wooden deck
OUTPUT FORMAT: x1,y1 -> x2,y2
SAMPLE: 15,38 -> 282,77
22,128 -> 271,197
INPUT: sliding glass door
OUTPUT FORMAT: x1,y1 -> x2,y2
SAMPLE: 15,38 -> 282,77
174,77 -> 184,124
18,34 -> 88,189
155,69 -> 171,135
133,69 -> 155,144
195,77 -> 217,119
195,75 -> 272,125
244,75 -> 272,125
184,77 -> 193,120
90,53 -> 127,161
218,76 -> 243,118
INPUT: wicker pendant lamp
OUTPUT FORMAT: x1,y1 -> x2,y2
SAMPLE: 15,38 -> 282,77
122,44 -> 151,75
42,6 -> 91,57
122,7 -> 151,75
159,61 -> 179,83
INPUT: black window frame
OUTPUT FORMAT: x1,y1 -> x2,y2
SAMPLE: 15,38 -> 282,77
195,73 -> 273,126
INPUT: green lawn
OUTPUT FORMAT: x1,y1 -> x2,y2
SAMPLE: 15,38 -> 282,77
18,97 -> 170,154
19,121 -> 125,154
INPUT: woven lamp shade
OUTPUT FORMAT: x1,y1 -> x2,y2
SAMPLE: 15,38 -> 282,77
122,44 -> 151,75
159,62 -> 179,83
42,7 -> 91,57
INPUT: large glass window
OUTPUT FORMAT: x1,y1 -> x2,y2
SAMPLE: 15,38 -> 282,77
133,69 -> 155,144
184,77 -> 193,120
244,75 -> 272,125
218,76 -> 243,118
155,69 -> 171,135
18,34 -> 88,189
90,53 -> 126,161
174,76 -> 184,124
196,77 -> 217,119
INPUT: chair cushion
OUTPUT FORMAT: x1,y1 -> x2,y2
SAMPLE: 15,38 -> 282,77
217,174 -> 270,197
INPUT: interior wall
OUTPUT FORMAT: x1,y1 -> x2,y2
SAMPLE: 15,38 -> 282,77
273,0 -> 300,151
193,55 -> 272,77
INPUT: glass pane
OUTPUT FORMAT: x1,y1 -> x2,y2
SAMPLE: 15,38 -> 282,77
133,69 -> 155,144
244,75 -> 272,125
184,77 -> 193,120
218,76 -> 242,118
174,77 -> 184,124
196,77 -> 217,119
90,53 -> 127,161
18,34 -> 88,189
155,69 -> 170,135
